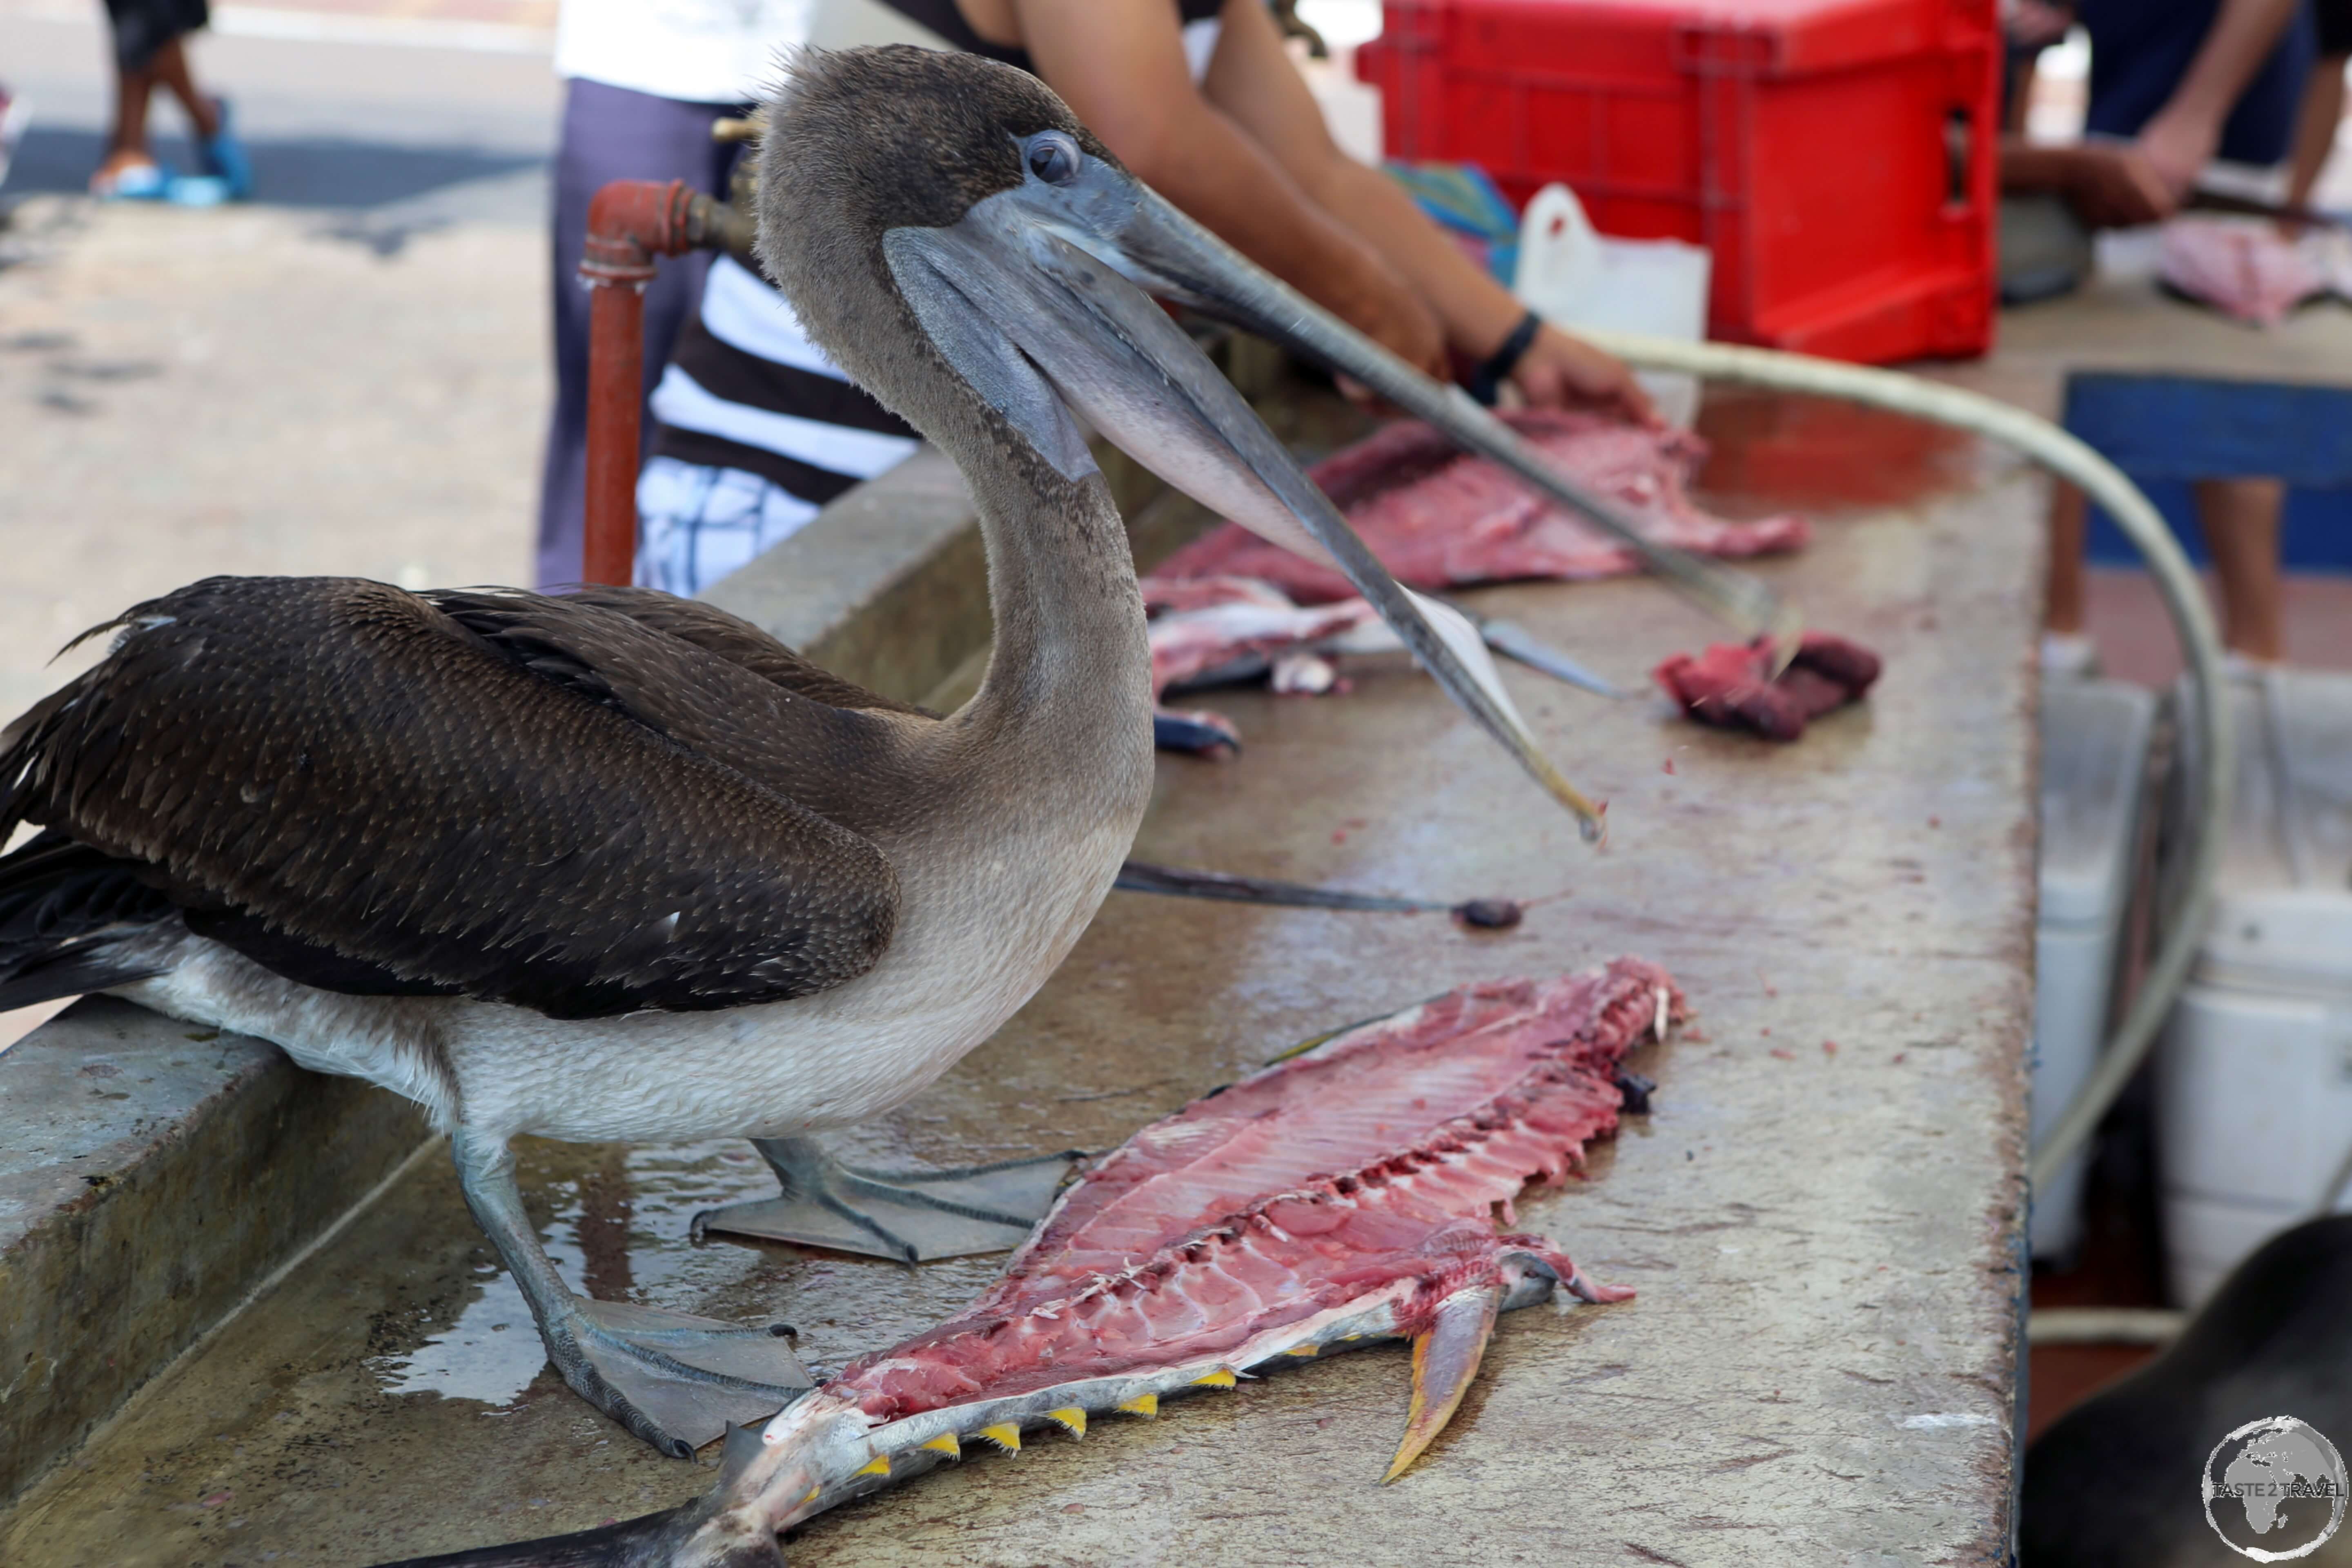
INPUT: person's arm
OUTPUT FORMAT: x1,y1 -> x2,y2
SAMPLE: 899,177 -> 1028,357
1199,0 -> 1652,420
2284,49 -> 2348,210
2137,0 -> 2302,197
2001,135 -> 2177,226
1013,0 -> 1446,379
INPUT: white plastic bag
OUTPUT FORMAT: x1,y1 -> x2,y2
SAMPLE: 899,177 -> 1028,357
1513,183 -> 1711,427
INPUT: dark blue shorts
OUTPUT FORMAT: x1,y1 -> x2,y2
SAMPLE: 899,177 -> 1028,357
2079,0 -> 2320,167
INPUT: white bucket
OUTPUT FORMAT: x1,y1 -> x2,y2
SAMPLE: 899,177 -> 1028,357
1512,183 -> 1711,427
2031,679 -> 2157,1262
2156,667 -> 2352,1307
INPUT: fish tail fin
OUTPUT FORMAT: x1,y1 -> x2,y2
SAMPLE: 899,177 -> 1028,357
1384,1280 -> 1504,1483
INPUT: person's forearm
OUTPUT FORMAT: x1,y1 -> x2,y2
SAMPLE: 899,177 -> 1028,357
1299,157 -> 1526,358
2002,136 -> 2081,192
2166,0 -> 2300,127
2286,53 -> 2348,208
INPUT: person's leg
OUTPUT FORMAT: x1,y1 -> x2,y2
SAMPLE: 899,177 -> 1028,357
2194,477 -> 2286,662
147,36 -> 221,141
96,58 -> 158,186
534,80 -> 742,590
2042,482 -> 2101,674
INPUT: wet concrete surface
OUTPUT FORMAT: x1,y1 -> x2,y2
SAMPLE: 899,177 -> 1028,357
0,1001 -> 428,1506
2,394 -> 2041,1566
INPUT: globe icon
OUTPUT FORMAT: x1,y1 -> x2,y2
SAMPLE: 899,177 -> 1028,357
2204,1416 -> 2349,1561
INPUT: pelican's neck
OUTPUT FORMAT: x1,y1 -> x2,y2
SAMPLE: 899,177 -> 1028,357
883,430 -> 1153,996
952,441 -> 1154,764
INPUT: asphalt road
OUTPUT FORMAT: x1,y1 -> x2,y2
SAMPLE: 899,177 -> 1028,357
0,6 -> 563,1047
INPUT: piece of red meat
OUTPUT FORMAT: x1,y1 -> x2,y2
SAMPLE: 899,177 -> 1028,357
1653,632 -> 1882,742
1155,409 -> 1809,603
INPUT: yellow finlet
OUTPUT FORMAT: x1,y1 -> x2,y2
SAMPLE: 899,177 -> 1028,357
977,1422 -> 1022,1452
852,1454 -> 891,1478
1117,1392 -> 1158,1417
1046,1407 -> 1087,1437
1285,1344 -> 1319,1357
797,1486 -> 820,1507
920,1433 -> 962,1459
1193,1369 -> 1238,1388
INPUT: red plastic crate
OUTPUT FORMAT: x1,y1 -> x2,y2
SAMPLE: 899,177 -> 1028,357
1358,0 -> 1999,362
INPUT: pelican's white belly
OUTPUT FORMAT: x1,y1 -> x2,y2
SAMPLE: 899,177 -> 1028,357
115,800 -> 1143,1146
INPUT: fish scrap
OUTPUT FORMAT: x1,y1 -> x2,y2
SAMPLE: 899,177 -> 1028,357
1654,632 -> 1882,742
1154,409 -> 1809,604
381,959 -> 1683,1567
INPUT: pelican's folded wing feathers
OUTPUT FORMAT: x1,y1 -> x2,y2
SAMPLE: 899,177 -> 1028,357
0,577 -> 900,1019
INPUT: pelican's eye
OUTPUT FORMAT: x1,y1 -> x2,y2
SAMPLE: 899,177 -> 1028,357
1025,131 -> 1080,186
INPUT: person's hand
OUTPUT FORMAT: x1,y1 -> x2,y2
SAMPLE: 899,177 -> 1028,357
1506,324 -> 1660,427
1330,258 -> 1449,388
2136,104 -> 2222,203
2061,141 -> 2178,227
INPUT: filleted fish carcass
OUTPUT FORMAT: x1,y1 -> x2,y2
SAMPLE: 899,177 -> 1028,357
383,958 -> 1683,1567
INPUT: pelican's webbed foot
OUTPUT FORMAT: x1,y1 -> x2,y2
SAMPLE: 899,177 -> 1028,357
692,1136 -> 1080,1262
553,1299 -> 812,1456
450,1131 -> 812,1459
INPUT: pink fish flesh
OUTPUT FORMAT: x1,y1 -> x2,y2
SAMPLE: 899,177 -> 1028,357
2158,218 -> 2326,327
1141,577 -> 1383,754
1154,409 -> 1809,604
1145,592 -> 1378,697
395,961 -> 1683,1566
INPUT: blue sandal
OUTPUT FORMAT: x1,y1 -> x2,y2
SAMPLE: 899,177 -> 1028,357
169,97 -> 251,206
93,158 -> 172,200
196,96 -> 252,198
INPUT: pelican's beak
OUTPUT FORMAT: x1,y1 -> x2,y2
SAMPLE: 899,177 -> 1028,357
884,161 -> 1605,839
1093,189 -> 1799,656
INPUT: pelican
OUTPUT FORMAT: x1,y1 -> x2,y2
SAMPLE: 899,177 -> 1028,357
0,45 -> 1599,1460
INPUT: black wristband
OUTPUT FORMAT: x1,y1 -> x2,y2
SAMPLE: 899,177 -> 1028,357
1466,309 -> 1543,407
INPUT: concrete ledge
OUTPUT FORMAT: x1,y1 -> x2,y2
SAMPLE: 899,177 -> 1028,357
702,448 -> 986,705
700,444 -> 1179,705
0,999 -> 428,1504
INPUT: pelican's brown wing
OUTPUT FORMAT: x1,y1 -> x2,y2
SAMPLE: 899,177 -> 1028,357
0,577 -> 900,1018
555,584 -> 935,717
416,586 -> 931,834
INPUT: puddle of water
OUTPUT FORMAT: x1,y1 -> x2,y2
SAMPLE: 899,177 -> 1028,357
369,1139 -> 781,1406
374,1266 -> 549,1405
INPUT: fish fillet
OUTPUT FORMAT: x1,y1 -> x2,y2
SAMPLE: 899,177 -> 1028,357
2158,218 -> 2327,327
1155,409 -> 1808,604
380,960 -> 1682,1568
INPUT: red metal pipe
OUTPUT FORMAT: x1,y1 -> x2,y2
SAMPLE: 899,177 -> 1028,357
578,178 -> 717,586
583,281 -> 648,587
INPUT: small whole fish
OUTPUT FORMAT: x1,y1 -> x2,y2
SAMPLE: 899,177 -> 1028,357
386,960 -> 1681,1567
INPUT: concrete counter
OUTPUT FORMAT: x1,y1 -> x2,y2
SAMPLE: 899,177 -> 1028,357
0,387 -> 2037,1566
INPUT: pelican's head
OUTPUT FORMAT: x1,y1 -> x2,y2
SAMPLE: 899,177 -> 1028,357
756,47 -> 1603,837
